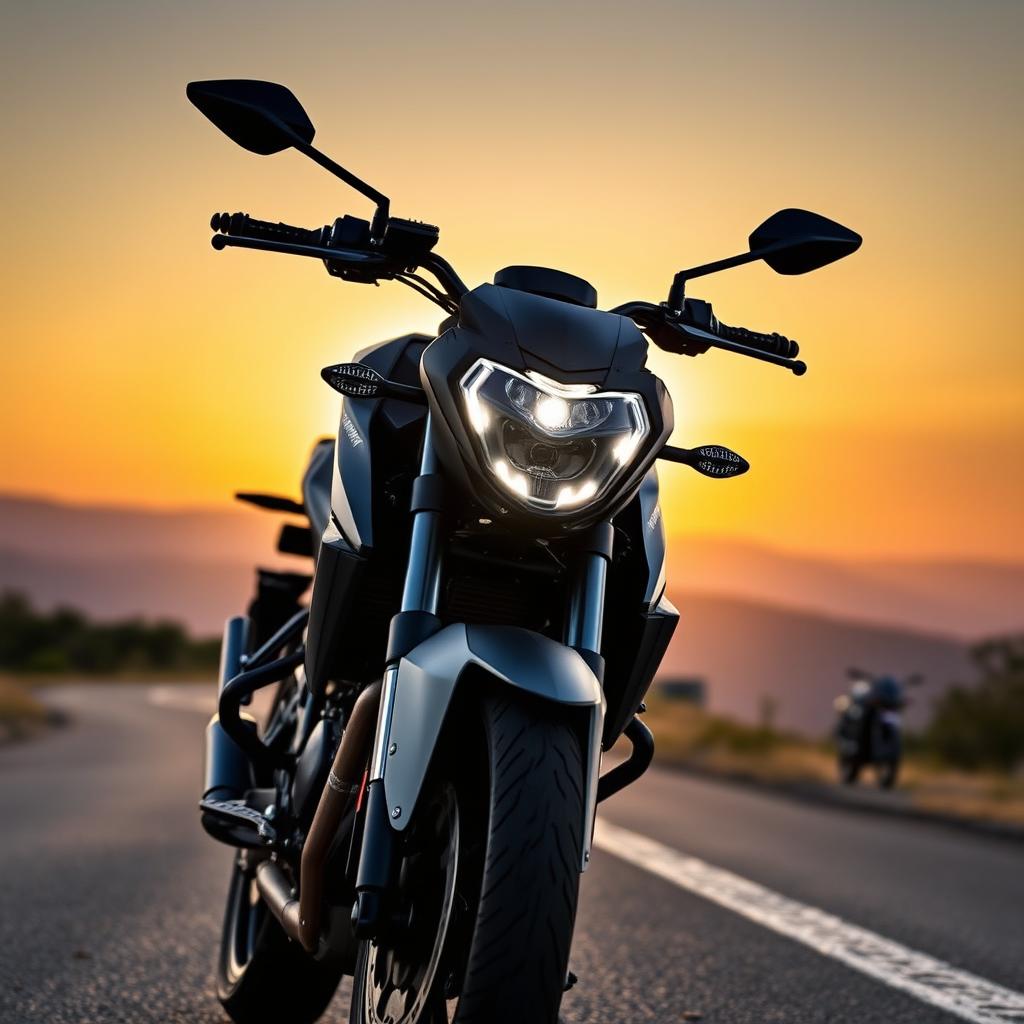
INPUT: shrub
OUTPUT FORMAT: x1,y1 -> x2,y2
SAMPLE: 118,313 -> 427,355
925,637 -> 1024,772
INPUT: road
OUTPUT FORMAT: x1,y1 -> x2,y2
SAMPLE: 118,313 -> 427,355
1,685 -> 1022,1024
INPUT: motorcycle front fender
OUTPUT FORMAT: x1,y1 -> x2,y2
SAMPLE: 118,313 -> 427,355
373,623 -> 604,870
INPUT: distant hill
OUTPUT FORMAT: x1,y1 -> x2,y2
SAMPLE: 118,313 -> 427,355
0,494 -> 281,564
0,549 -> 260,635
0,494 -> 302,633
667,536 -> 1024,639
657,591 -> 971,734
0,494 -> 1006,733
4,495 -> 1021,639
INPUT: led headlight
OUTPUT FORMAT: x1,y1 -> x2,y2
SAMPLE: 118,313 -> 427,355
459,359 -> 649,512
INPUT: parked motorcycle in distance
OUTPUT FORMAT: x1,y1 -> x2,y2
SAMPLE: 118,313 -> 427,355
834,669 -> 924,789
187,78 -> 861,1024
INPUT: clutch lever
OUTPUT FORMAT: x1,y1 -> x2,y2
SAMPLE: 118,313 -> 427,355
211,231 -> 389,267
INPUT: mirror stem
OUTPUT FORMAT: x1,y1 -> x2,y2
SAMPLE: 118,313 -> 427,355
667,241 -> 789,311
292,138 -> 391,239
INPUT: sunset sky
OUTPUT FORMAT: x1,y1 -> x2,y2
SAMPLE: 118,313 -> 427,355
2,0 -> 1022,561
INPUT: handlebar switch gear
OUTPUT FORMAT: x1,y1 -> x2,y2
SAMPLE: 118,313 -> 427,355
328,215 -> 372,250
380,217 -> 440,263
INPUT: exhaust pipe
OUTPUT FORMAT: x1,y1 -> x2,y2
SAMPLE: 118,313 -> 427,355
255,678 -> 382,951
202,617 -> 253,820
255,859 -> 301,937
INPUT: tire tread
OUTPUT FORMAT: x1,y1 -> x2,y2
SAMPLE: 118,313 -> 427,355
455,693 -> 585,1024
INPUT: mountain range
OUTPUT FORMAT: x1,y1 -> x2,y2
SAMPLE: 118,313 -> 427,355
3,493 -> 1019,733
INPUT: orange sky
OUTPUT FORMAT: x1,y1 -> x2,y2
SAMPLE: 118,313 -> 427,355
2,1 -> 1022,560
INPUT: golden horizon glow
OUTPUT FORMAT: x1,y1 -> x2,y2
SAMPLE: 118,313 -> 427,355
2,1 -> 1022,560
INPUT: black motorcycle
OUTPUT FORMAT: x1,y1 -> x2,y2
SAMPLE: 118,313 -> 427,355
188,79 -> 861,1024
834,668 -> 923,789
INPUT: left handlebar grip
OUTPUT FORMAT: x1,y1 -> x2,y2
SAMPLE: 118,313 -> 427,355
211,212 -> 330,248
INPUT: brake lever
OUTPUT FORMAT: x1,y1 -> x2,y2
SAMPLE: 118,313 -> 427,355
668,320 -> 807,375
611,301 -> 806,375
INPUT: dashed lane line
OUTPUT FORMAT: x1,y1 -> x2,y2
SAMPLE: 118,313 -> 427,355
594,818 -> 1024,1024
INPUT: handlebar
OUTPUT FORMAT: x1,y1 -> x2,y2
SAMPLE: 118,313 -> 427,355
207,213 -> 799,370
208,209 -> 467,311
610,299 -> 807,375
211,212 -> 331,248
715,321 -> 799,360
683,298 -> 800,360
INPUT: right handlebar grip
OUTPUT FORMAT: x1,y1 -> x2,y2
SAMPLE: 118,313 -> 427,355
211,212 -> 329,248
716,322 -> 800,359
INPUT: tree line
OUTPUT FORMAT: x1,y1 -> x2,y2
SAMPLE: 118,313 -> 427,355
0,591 -> 219,675
924,636 -> 1024,773
2,588 -> 1021,772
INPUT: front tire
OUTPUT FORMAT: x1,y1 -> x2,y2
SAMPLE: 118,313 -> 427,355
351,690 -> 586,1024
839,755 -> 862,784
877,759 -> 900,789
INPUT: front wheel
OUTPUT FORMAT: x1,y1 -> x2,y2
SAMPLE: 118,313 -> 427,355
351,690 -> 586,1024
838,755 -> 861,784
877,759 -> 900,789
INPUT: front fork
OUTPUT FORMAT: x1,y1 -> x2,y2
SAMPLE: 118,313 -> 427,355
564,523 -> 612,867
352,415 -> 611,933
353,415 -> 444,934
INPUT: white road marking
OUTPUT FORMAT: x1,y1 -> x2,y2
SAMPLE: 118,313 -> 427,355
147,686 -> 216,714
594,819 -> 1024,1024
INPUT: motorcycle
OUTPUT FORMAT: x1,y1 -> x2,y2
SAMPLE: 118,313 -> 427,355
834,668 -> 923,789
188,78 -> 861,1024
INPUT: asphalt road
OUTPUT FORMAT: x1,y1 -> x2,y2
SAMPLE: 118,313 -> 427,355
1,685 -> 1021,1024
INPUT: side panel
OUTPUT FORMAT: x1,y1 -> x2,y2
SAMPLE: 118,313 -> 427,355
330,333 -> 432,553
301,438 -> 335,541
331,395 -> 376,552
603,596 -> 678,745
304,516 -> 366,695
311,334 -> 432,684
634,467 -> 668,609
376,623 -> 604,870
601,467 -> 677,745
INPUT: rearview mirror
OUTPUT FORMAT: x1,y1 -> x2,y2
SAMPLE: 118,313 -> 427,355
668,207 -> 861,309
750,209 -> 862,275
186,79 -> 315,155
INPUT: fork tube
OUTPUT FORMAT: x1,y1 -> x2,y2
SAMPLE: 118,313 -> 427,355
400,419 -> 443,615
565,522 -> 614,658
566,524 -> 613,872
374,415 -> 445,784
566,552 -> 609,654
355,414 -> 446,937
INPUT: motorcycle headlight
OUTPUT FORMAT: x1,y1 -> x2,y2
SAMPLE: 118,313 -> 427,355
459,359 -> 649,512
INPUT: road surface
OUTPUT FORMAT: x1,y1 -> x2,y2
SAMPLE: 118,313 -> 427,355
1,685 -> 1021,1023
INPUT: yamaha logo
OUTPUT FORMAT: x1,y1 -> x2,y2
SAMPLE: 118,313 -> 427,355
342,413 -> 363,448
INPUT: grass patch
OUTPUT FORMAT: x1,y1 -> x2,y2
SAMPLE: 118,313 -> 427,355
639,695 -> 1024,830
0,674 -> 54,742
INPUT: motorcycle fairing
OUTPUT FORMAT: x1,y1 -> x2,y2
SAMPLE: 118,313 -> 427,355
627,467 -> 668,610
376,623 -> 604,869
599,466 -> 679,745
301,438 -> 334,541
420,284 -> 674,533
330,334 -> 432,553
